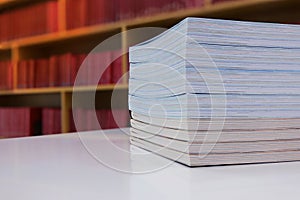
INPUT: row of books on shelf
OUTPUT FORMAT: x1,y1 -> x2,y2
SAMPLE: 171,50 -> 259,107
17,50 -> 123,89
66,0 -> 205,29
0,0 -> 57,42
0,0 -> 236,42
0,107 -> 129,138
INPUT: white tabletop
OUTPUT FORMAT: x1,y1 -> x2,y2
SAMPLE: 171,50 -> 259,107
1,128 -> 300,200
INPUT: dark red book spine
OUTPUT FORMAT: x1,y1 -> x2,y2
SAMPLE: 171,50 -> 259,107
111,50 -> 123,84
76,54 -> 88,86
27,60 -> 35,88
66,0 -> 87,29
6,61 -> 13,90
120,0 -> 136,20
49,55 -> 59,87
17,60 -> 28,88
59,53 -> 73,86
35,59 -> 49,88
97,51 -> 112,85
0,62 -> 3,90
46,1 -> 58,33
87,0 -> 104,26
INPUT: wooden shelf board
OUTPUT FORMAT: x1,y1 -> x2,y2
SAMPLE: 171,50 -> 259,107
0,23 -> 122,50
125,0 -> 284,28
0,0 -> 43,10
0,84 -> 128,96
0,0 -> 292,50
0,0 -> 19,9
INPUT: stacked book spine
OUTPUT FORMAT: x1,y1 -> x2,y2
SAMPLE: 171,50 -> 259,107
128,17 -> 300,166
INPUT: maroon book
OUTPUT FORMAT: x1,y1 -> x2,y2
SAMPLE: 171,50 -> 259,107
87,0 -> 105,26
75,54 -> 87,86
17,60 -> 28,88
70,55 -> 79,86
46,1 -> 58,33
35,58 -> 49,88
27,59 -> 35,88
97,51 -> 112,85
59,53 -> 74,86
49,55 -> 59,87
111,50 -> 124,84
6,61 -> 13,90
119,0 -> 136,20
66,0 -> 87,29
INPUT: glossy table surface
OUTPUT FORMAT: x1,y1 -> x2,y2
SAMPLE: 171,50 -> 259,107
1,128 -> 300,200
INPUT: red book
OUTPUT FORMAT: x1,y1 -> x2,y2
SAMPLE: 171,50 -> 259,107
49,55 -> 59,87
87,0 -> 105,26
119,0 -> 136,20
46,1 -> 58,33
87,53 -> 95,86
54,109 -> 61,134
0,109 -> 3,137
0,62 -> 3,90
105,0 -> 117,22
76,54 -> 88,86
111,50 -> 123,84
97,109 -> 112,129
27,60 -> 35,88
70,55 -> 80,86
6,62 -> 13,90
17,60 -> 28,88
59,53 -> 73,86
66,0 -> 87,29
35,59 -> 49,88
97,51 -> 112,85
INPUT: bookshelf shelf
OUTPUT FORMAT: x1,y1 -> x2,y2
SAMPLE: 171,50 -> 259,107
0,0 -> 299,135
0,84 -> 128,95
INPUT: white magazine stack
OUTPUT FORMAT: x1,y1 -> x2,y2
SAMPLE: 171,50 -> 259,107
128,17 -> 300,166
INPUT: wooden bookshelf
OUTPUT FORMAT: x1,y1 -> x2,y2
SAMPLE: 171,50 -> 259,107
0,0 -> 299,134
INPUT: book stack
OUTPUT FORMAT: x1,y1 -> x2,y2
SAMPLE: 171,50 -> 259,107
17,50 -> 123,88
129,17 -> 300,166
0,1 -> 58,42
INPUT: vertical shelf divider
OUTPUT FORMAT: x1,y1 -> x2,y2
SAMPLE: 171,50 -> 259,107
121,26 -> 129,84
61,91 -> 71,133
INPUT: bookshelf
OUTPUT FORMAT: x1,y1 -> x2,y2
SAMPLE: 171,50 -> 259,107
0,0 -> 299,135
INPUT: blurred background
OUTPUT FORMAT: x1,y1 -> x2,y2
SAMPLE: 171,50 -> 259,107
0,0 -> 299,139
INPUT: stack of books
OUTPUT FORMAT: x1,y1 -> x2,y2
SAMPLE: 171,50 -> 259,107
128,17 -> 300,166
